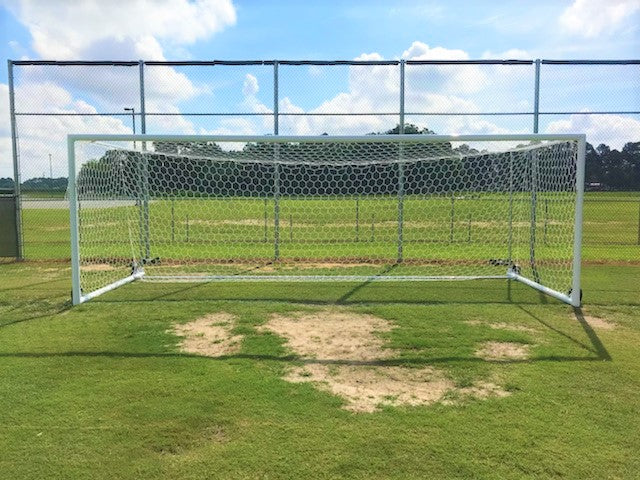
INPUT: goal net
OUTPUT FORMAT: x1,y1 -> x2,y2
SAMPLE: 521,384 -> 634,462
67,134 -> 585,306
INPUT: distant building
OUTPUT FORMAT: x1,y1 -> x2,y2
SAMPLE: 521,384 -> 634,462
586,182 -> 606,191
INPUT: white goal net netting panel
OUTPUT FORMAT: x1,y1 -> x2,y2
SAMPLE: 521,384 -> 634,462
68,135 -> 584,305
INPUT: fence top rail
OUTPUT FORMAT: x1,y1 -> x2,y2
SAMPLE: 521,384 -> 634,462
541,59 -> 640,65
68,133 -> 586,144
10,60 -> 140,66
11,59 -> 639,67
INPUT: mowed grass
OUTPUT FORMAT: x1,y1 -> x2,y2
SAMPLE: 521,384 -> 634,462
0,262 -> 639,479
22,192 -> 640,262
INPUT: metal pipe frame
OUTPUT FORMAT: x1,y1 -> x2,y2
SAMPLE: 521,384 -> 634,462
68,133 -> 586,143
68,133 -> 585,306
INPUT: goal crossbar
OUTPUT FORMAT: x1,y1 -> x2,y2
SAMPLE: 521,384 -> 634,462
68,133 -> 585,306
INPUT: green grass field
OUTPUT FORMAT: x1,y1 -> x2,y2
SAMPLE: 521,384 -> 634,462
22,192 -> 640,261
1,191 -> 639,479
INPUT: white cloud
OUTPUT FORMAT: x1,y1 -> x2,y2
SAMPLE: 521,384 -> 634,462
11,85 -> 133,178
546,112 -> 640,149
2,0 -> 239,178
233,43 -> 522,137
201,117 -> 259,137
242,74 -> 259,97
481,49 -> 532,60
1,84 -> 14,178
8,0 -> 236,59
559,0 -> 640,38
0,81 -> 140,178
402,41 -> 488,95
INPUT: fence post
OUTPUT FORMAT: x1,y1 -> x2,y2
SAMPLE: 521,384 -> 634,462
355,195 -> 360,242
371,213 -> 375,242
507,152 -> 515,265
139,60 -> 147,135
399,59 -> 405,133
449,193 -> 455,243
397,60 -> 406,263
273,61 -> 280,260
171,198 -> 175,243
533,59 -> 541,133
289,214 -> 293,241
544,198 -> 549,245
529,151 -> 540,283
264,197 -> 268,243
7,60 -> 23,260
139,60 -> 150,259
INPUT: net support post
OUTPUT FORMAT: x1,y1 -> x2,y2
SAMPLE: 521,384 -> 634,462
67,136 -> 82,305
78,270 -> 145,304
570,135 -> 586,307
507,270 -> 573,306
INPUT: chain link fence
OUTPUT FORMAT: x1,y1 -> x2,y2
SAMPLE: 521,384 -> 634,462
5,59 -> 640,261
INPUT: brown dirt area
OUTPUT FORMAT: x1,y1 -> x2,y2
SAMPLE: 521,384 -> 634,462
83,263 -> 117,271
171,312 -> 242,357
583,315 -> 617,331
259,310 -> 394,361
285,364 -> 455,413
475,341 -> 531,361
260,309 -> 510,412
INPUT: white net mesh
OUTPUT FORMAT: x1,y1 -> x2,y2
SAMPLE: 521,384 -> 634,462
70,135 -> 581,302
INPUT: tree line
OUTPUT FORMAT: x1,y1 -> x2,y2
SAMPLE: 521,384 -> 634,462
72,129 -> 576,197
585,142 -> 640,190
1,126 -> 638,193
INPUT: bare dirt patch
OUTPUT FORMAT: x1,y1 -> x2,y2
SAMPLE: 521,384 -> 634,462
83,263 -> 116,272
475,341 -> 531,361
260,310 -> 394,361
171,312 -> 242,357
465,319 -> 538,334
261,309 -> 509,412
285,364 -> 455,413
583,315 -> 617,331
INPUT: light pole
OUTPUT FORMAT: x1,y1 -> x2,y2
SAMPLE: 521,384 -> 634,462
124,107 -> 136,148
48,153 -> 52,178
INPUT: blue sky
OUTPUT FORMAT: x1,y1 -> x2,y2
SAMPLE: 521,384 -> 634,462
3,0 -> 639,66
1,0 -> 639,178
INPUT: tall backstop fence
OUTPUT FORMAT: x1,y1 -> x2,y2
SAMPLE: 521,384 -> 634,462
4,59 -> 640,261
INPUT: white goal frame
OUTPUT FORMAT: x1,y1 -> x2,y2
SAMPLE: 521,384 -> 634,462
68,133 -> 585,306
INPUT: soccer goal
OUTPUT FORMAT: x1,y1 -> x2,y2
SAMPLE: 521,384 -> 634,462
67,134 -> 585,306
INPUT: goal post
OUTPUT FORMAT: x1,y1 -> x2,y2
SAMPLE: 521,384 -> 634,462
67,133 -> 585,306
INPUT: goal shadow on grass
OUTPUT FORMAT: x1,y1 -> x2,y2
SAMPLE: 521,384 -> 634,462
99,278 -> 563,306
